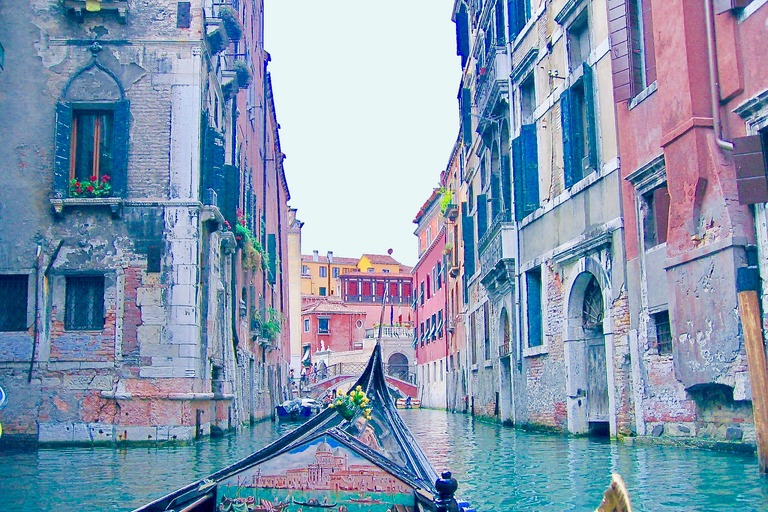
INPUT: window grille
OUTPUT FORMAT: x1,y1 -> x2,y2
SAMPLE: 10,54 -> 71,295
654,311 -> 672,355
65,276 -> 105,330
582,276 -> 603,332
0,275 -> 28,331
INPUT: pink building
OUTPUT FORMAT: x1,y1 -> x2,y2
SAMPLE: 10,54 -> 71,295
300,298 -> 367,365
412,189 -> 448,409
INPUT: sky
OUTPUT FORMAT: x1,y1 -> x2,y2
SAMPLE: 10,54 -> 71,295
264,1 -> 462,267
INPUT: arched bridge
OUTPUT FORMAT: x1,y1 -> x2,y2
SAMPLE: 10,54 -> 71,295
302,362 -> 417,399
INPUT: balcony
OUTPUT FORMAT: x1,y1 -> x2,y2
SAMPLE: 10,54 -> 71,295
365,326 -> 414,339
474,46 -> 510,131
479,211 -> 516,299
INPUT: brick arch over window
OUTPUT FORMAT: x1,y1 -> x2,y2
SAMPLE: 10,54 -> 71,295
563,256 -> 612,342
53,60 -> 129,200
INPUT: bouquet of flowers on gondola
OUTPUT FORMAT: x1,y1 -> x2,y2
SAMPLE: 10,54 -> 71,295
329,385 -> 373,421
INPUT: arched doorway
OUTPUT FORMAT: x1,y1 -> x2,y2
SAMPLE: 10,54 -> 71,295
566,270 -> 610,436
387,353 -> 410,383
582,275 -> 609,434
498,307 -> 514,425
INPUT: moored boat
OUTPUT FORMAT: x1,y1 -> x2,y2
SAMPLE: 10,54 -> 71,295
131,344 -> 474,512
275,397 -> 321,421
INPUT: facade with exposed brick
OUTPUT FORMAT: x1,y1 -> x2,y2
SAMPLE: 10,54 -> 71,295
0,0 -> 291,444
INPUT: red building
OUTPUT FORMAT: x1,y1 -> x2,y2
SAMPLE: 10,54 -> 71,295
612,0 -> 768,439
301,298 -> 367,360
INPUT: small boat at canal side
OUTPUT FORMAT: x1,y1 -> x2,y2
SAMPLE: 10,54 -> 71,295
275,397 -> 322,421
131,344 -> 475,512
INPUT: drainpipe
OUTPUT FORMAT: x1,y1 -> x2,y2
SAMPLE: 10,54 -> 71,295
704,0 -> 733,151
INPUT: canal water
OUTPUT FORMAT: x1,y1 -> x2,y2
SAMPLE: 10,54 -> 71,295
1,409 -> 767,511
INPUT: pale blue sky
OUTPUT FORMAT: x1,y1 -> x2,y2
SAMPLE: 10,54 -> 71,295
265,1 -> 462,267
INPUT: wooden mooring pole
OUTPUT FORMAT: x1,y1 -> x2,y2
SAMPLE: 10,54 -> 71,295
736,266 -> 768,473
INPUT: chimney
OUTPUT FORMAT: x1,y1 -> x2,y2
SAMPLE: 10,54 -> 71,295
313,250 -> 319,262
327,251 -> 334,263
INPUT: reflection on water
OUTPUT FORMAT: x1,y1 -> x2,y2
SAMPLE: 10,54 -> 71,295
1,411 -> 767,511
400,409 -> 768,512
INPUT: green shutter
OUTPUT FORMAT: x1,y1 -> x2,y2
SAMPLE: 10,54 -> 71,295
461,204 -> 475,278
111,100 -> 130,197
512,134 -> 525,221
501,154 -> 512,221
222,164 -> 239,224
53,102 -> 73,198
526,270 -> 542,347
476,193 -> 487,238
561,88 -> 574,188
583,63 -> 598,171
522,123 -> 539,214
495,0 -> 506,45
462,88 -> 473,147
491,171 -> 501,220
267,233 -> 277,284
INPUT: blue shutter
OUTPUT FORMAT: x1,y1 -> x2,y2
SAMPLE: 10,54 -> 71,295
507,0 -> 521,41
526,270 -> 542,347
456,4 -> 470,67
476,193 -> 487,237
561,89 -> 574,189
461,204 -> 475,278
583,63 -> 598,171
512,134 -> 525,221
222,164 -> 239,224
491,171 -> 501,219
53,102 -> 73,198
522,123 -> 539,213
111,100 -> 130,197
462,88 -> 473,147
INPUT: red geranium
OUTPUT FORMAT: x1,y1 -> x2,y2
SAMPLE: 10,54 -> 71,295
101,175 -> 111,183
90,175 -> 97,182
86,185 -> 95,192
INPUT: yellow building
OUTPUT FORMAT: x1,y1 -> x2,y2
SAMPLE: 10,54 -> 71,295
301,251 -> 359,297
301,251 -> 411,297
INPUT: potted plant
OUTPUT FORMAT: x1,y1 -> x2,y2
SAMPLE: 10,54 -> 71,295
69,174 -> 112,198
219,6 -> 243,42
329,385 -> 373,421
233,60 -> 251,88
206,22 -> 229,55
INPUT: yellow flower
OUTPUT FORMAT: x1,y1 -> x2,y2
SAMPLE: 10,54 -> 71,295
329,403 -> 335,408
356,385 -> 362,391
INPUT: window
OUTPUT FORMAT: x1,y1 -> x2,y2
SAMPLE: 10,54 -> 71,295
319,287 -> 327,296
426,276 -> 431,299
526,268 -> 543,347
304,319 -> 310,332
513,77 -> 539,221
610,0 -> 657,102
318,317 -> 329,334
470,311 -> 478,364
420,322 -> 425,347
437,262 -> 442,290
437,309 -> 443,338
561,64 -> 597,188
654,310 -> 672,355
483,302 -> 491,360
0,275 -> 28,331
319,266 -> 327,278
65,275 -> 105,331
642,185 -> 670,248
367,268 -> 374,273
348,280 -> 358,296
54,99 -> 129,199
382,269 -> 390,273
508,0 -> 531,41
426,318 -> 431,344
363,281 -> 372,296
568,13 -> 590,70
420,282 -> 425,305
302,265 -> 310,275
71,110 -> 113,182
332,267 -> 339,278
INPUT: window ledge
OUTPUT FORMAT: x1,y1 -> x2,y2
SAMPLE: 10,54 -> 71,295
523,344 -> 548,358
628,81 -> 658,111
64,0 -> 128,23
470,364 -> 479,372
51,197 -> 123,218
484,361 -> 493,368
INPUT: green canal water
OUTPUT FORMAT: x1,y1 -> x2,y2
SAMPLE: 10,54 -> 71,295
0,409 -> 766,511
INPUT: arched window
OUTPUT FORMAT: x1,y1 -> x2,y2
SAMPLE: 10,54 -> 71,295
582,276 -> 603,333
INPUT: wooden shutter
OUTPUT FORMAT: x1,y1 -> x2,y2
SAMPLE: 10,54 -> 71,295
526,270 -> 542,347
222,164 -> 239,223
462,88 -> 473,147
507,0 -> 523,41
461,204 -> 476,278
495,0 -> 506,45
734,135 -> 768,205
583,64 -> 598,171
641,0 -> 656,84
501,154 -> 512,221
561,89 -> 575,188
522,123 -> 539,214
512,134 -> 525,221
53,102 -> 73,197
111,100 -> 130,197
456,3 -> 470,67
476,194 -> 487,237
608,0 -> 632,102
491,171 -> 501,219
267,233 -> 277,284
